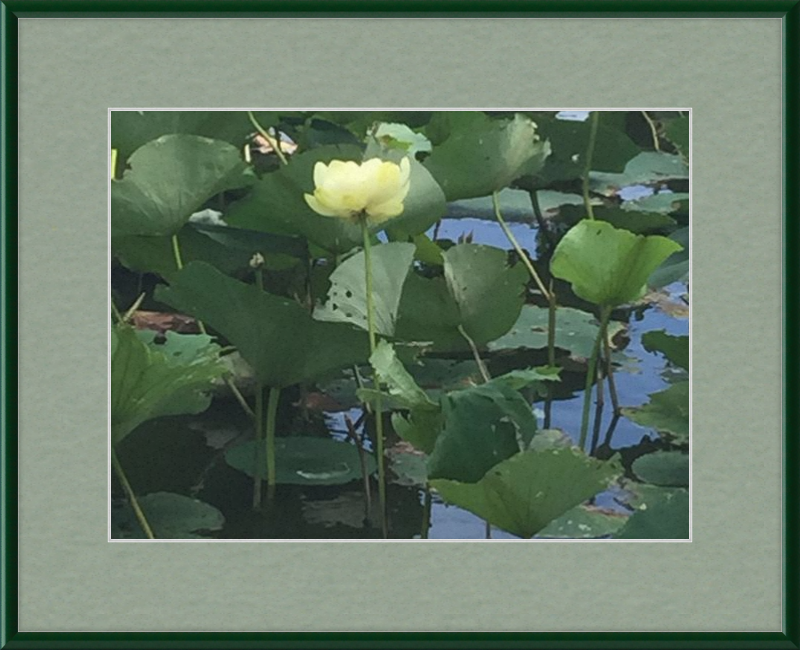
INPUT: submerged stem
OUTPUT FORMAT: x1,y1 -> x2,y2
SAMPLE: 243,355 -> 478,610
361,220 -> 388,539
253,383 -> 264,508
265,386 -> 281,501
171,233 -> 208,335
582,111 -> 600,221
420,488 -> 432,539
112,448 -> 155,539
579,306 -> 611,450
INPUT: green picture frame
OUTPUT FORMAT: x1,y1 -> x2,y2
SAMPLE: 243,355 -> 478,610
2,1 -> 796,647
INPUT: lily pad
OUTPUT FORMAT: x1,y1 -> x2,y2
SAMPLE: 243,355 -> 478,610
615,487 -> 690,539
430,447 -> 621,538
590,151 -> 688,194
224,437 -> 376,485
387,444 -> 429,487
632,451 -> 690,487
537,504 -> 628,539
556,204 -> 676,235
111,492 -> 225,539
641,330 -> 689,371
423,113 -> 551,201
112,134 -> 255,237
488,305 -> 624,360
550,220 -> 683,307
111,325 -> 227,446
622,380 -> 690,443
156,262 -> 369,388
314,242 -> 416,337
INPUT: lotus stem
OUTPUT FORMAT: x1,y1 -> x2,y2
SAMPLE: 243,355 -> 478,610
361,220 -> 388,538
579,305 -> 611,450
171,233 -> 208,335
603,331 -> 621,415
458,325 -> 491,384
253,383 -> 264,508
582,111 -> 600,221
492,192 -> 551,301
247,111 -> 288,166
528,190 -> 556,253
112,447 -> 155,539
420,488 -> 432,539
265,386 -> 280,501
641,111 -> 661,152
226,377 -> 255,420
345,414 -> 372,521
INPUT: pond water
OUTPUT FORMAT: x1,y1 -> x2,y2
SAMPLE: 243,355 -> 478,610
114,208 -> 689,541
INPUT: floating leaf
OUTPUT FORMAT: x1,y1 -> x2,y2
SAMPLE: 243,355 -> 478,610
112,134 -> 255,237
314,242 -> 416,337
622,380 -> 690,443
373,122 -> 433,155
632,451 -> 690,487
431,448 -> 621,538
590,151 -> 688,194
550,220 -> 683,307
615,488 -> 689,539
387,444 -> 429,487
423,113 -> 551,201
556,204 -> 676,235
156,262 -> 369,388
111,492 -> 225,539
537,504 -> 627,539
641,330 -> 689,371
110,325 -> 226,446
225,437 -> 376,485
488,305 -> 624,360
491,366 -> 562,392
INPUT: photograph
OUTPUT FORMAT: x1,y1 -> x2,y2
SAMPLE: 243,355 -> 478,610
109,109 -> 690,541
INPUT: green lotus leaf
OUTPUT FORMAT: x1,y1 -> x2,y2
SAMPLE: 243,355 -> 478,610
156,262 -> 369,388
550,220 -> 683,307
488,305 -> 625,360
110,325 -> 226,446
632,451 -> 690,487
641,330 -> 689,371
314,242 -> 415,337
537,504 -> 628,539
427,381 -> 538,483
621,380 -> 690,443
111,492 -> 225,539
664,116 -> 690,163
423,112 -> 551,201
431,447 -> 621,538
112,134 -> 255,237
111,110 -> 284,163
615,487 -> 690,539
224,437 -> 376,485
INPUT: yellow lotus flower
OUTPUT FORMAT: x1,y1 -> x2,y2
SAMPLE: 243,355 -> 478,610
304,157 -> 411,224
